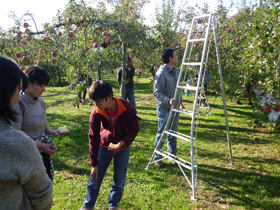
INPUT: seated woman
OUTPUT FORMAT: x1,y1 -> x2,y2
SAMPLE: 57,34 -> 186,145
0,56 -> 53,209
13,65 -> 69,181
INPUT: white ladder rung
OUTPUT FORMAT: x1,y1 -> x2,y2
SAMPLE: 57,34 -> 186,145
188,38 -> 206,42
183,62 -> 206,66
177,85 -> 202,91
171,107 -> 198,116
164,130 -> 195,143
194,14 -> 211,19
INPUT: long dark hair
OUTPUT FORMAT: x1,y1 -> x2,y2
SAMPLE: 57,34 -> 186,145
0,56 -> 29,125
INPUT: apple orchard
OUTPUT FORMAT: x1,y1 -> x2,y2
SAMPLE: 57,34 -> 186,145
0,0 -> 280,129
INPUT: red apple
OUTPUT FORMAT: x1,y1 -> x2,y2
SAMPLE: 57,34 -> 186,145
274,105 -> 280,112
106,34 -> 113,40
67,17 -> 73,23
264,105 -> 271,113
21,39 -> 26,45
86,47 -> 90,51
102,32 -> 107,36
236,38 -> 240,42
74,29 -> 78,34
52,52 -> 57,57
93,37 -> 97,42
23,22 -> 29,28
208,53 -> 211,57
93,43 -> 99,48
89,102 -> 93,106
51,58 -> 56,64
200,46 -> 203,50
81,24 -> 87,28
17,31 -> 22,36
129,6 -> 133,11
226,28 -> 232,33
129,53 -> 135,58
43,36 -> 48,42
15,53 -> 22,59
26,36 -> 32,41
121,28 -> 125,33
68,32 -> 74,38
81,16 -> 86,22
22,56 -> 28,62
137,71 -> 142,76
58,31 -> 62,36
194,44 -> 198,48
171,45 -> 175,48
38,60 -> 43,65
105,39 -> 110,44
209,64 -> 212,68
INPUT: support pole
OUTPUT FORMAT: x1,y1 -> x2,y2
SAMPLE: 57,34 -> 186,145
120,41 -> 126,99
213,21 -> 233,165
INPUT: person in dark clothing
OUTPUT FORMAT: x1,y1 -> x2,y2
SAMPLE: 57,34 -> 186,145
117,57 -> 141,120
78,73 -> 87,104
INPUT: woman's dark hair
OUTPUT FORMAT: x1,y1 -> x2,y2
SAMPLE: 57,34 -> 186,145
89,80 -> 113,101
0,56 -> 29,125
161,48 -> 174,64
24,66 -> 50,85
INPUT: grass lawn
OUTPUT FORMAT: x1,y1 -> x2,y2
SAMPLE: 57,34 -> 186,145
44,73 -> 280,210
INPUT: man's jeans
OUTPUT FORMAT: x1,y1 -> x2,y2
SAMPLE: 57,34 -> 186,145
83,146 -> 130,209
154,106 -> 180,160
124,87 -> 137,114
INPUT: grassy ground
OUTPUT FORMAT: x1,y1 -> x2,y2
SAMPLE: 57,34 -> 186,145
43,73 -> 280,210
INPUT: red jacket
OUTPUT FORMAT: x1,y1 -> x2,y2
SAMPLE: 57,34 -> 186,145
88,97 -> 139,167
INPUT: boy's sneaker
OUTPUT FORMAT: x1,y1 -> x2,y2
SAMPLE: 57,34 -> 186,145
155,160 -> 162,169
109,207 -> 118,210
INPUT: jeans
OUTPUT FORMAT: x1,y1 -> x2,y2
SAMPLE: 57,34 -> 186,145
154,106 -> 180,160
122,87 -> 137,114
83,146 -> 130,209
78,88 -> 87,102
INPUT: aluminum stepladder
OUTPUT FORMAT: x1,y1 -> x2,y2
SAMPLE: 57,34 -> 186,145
145,13 -> 233,201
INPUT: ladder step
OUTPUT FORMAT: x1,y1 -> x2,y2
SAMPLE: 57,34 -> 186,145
194,14 -> 211,19
177,85 -> 202,91
171,107 -> 198,116
188,38 -> 206,42
163,130 -> 195,143
183,62 -> 205,66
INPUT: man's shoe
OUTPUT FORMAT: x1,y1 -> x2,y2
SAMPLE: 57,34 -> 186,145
236,101 -> 242,105
155,160 -> 162,169
109,207 -> 118,210
79,207 -> 92,210
167,158 -> 176,164
248,102 -> 253,105
137,116 -> 142,120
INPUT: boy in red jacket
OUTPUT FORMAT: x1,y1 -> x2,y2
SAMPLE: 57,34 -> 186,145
80,80 -> 139,210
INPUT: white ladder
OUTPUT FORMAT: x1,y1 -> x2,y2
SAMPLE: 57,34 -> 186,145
146,13 -> 233,201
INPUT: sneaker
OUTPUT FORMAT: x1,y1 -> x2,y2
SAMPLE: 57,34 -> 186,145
109,207 -> 118,210
155,160 -> 162,169
236,101 -> 242,105
137,116 -> 142,120
79,207 -> 92,210
167,158 -> 176,164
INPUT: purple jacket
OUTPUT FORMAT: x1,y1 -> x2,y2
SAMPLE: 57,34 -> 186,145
88,97 -> 139,167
